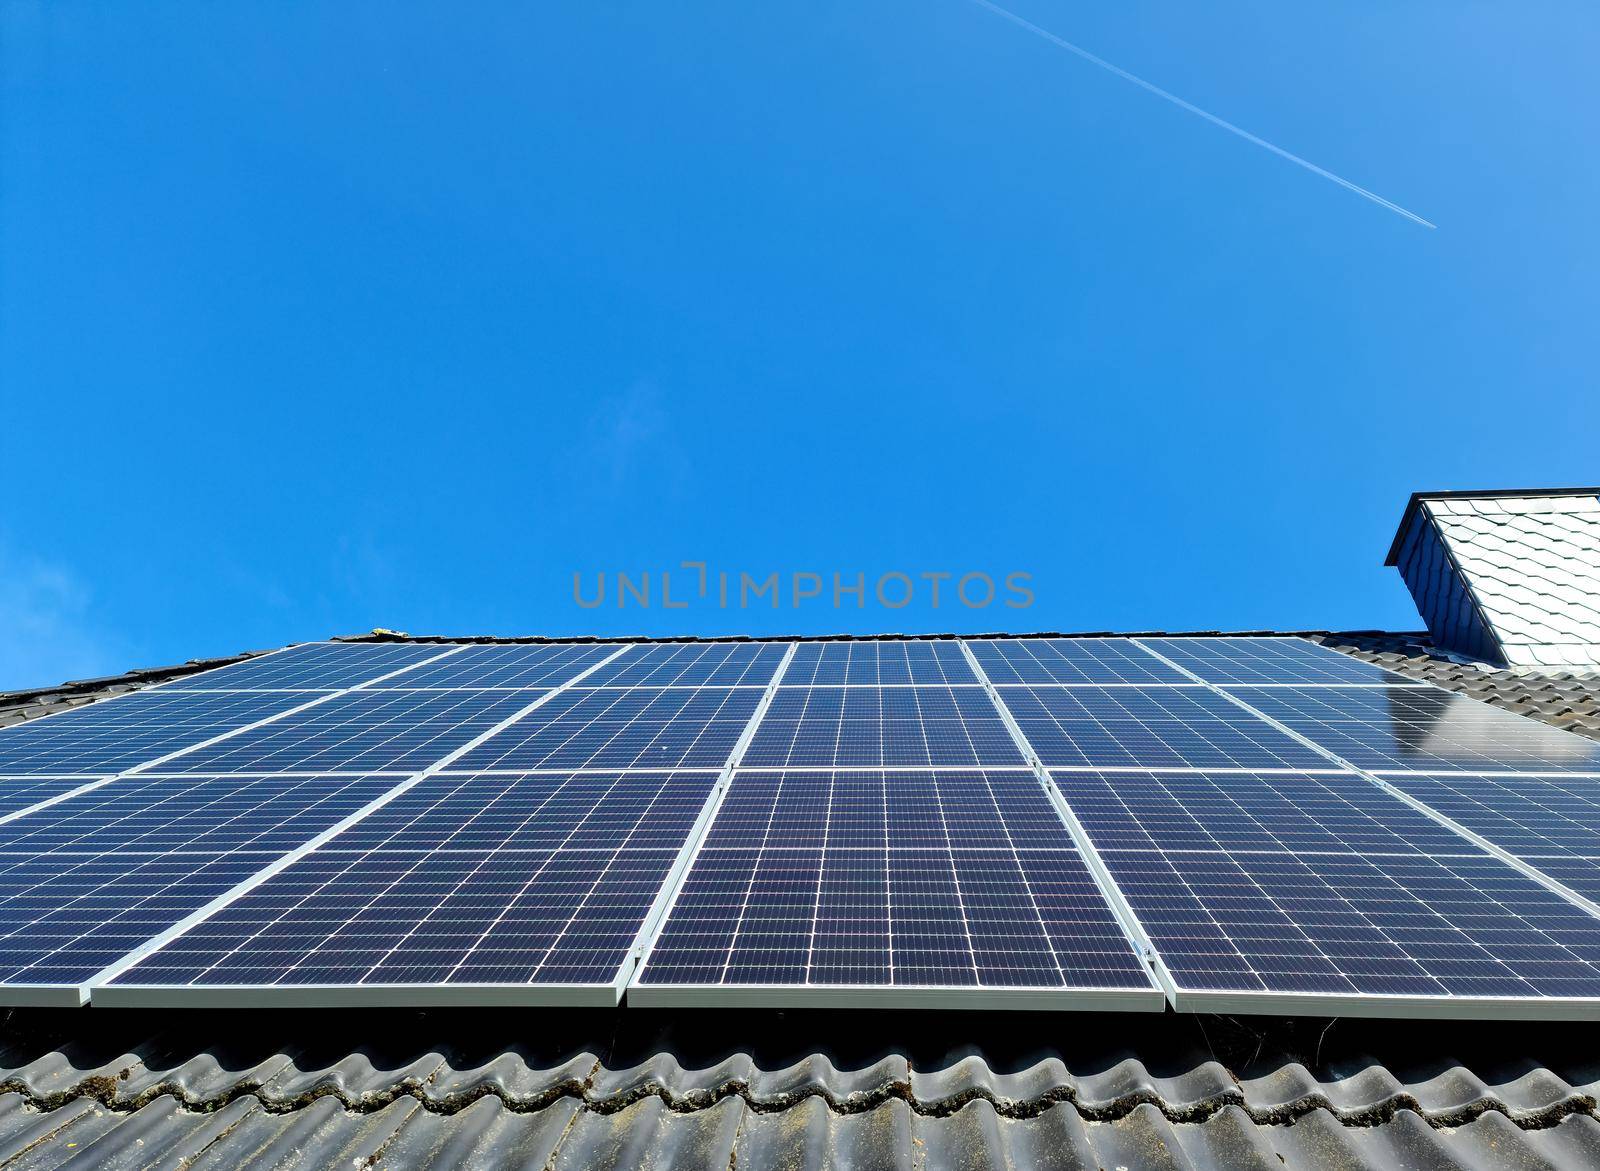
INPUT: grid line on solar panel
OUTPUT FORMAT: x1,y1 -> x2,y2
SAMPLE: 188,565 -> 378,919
452,688 -> 764,771
105,772 -> 718,994
634,770 -> 1155,999
74,651 -> 639,1005
365,643 -> 624,690
0,773 -> 404,996
996,686 -> 1330,771
777,642 -> 978,686
966,639 -> 1190,685
160,642 -> 466,691
1229,686 -> 1600,775
1051,769 -> 1600,1009
0,778 -> 115,820
575,643 -> 789,688
150,691 -> 547,775
0,691 -> 326,777
0,774 -> 404,856
1136,637 -> 1415,686
1382,774 -> 1600,907
740,687 -> 1025,769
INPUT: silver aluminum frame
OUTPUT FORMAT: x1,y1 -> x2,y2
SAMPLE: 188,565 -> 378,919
627,981 -> 1163,1012
91,980 -> 625,1010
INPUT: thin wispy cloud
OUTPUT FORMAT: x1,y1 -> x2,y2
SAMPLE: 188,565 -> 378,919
0,540 -> 122,690
965,0 -> 1435,229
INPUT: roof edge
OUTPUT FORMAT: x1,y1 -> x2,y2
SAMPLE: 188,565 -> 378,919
1384,487 -> 1600,566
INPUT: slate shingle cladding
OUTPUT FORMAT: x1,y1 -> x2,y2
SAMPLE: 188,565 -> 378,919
1390,490 -> 1600,671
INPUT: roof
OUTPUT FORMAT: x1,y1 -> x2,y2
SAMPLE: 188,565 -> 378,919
5,631 -> 1600,1167
1384,488 -> 1600,566
1387,490 -> 1600,670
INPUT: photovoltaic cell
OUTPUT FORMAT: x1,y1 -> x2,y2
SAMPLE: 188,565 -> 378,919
0,778 -> 98,819
0,773 -> 401,995
1140,637 -> 1412,685
780,642 -> 977,686
452,688 -> 762,771
1054,769 -> 1600,1004
108,772 -> 717,995
968,639 -> 1188,685
1386,774 -> 1600,904
0,691 -> 315,776
999,686 -> 1328,771
577,643 -> 787,688
156,691 -> 540,774
0,852 -> 281,989
635,770 -> 1154,997
163,642 -> 456,691
0,774 -> 400,855
1235,686 -> 1600,774
367,643 -> 619,690
742,687 -> 1024,768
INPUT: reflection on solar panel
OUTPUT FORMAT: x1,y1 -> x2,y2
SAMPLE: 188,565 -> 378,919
997,686 -> 1328,771
969,639 -> 1188,685
780,642 -> 977,686
368,644 -> 619,690
164,642 -> 457,691
0,691 -> 315,776
105,772 -> 717,1004
155,691 -> 540,775
1387,774 -> 1600,904
632,770 -> 1160,1008
742,688 -> 1024,768
1054,770 -> 1600,1011
0,774 -> 400,1003
1141,637 -> 1413,685
1236,687 -> 1600,774
578,643 -> 787,688
453,689 -> 762,771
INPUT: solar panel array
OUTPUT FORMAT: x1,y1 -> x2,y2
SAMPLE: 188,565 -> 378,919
0,634 -> 1598,1016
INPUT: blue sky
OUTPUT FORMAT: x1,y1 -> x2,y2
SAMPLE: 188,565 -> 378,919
2,1 -> 1596,688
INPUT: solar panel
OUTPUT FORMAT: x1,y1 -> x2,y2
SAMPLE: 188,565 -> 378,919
577,643 -> 788,688
367,643 -> 621,690
151,690 -> 542,775
0,774 -> 400,855
1234,686 -> 1600,774
741,687 -> 1025,768
163,642 -> 459,691
0,778 -> 103,819
101,772 -> 719,1005
0,691 -> 316,776
1386,774 -> 1600,904
451,688 -> 762,771
1140,637 -> 1414,685
995,686 -> 1330,771
631,770 -> 1160,1008
780,642 -> 978,686
1053,769 -> 1600,1013
0,773 -> 401,1004
967,638 -> 1189,685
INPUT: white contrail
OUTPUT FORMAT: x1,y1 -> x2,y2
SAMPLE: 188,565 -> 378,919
965,0 -> 1435,229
